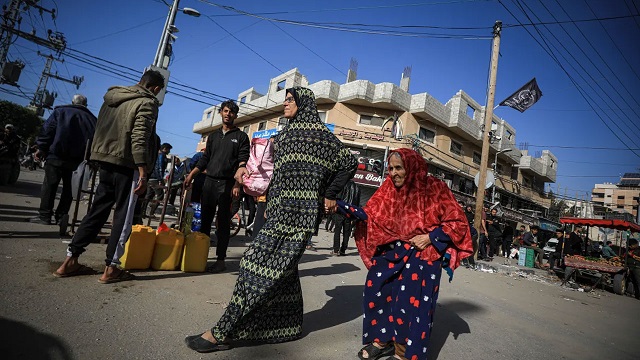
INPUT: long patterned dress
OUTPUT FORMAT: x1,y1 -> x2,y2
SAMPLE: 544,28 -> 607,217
211,87 -> 357,342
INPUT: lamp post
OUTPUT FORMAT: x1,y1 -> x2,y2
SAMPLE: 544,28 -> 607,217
491,148 -> 512,203
149,0 -> 200,104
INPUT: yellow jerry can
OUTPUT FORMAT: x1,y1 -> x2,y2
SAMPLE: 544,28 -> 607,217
151,229 -> 185,270
181,232 -> 210,272
120,225 -> 156,270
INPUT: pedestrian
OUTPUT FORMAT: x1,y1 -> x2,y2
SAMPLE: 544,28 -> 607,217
29,94 -> 97,225
486,207 -> 502,258
478,205 -> 489,260
624,238 -> 640,300
462,204 -> 478,268
324,212 -> 335,232
184,86 -> 357,352
522,225 -> 545,268
548,228 -> 565,273
168,157 -> 187,206
355,148 -> 472,360
0,123 -> 21,159
602,241 -> 616,259
183,99 -> 250,273
331,179 -> 361,256
53,69 -> 164,283
143,142 -> 172,218
502,223 -> 514,258
187,148 -> 206,203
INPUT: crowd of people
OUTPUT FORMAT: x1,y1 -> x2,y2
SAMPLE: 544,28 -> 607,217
13,69 -> 637,359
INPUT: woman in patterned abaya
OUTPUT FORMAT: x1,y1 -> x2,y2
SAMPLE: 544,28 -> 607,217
355,148 -> 472,360
185,87 -> 357,353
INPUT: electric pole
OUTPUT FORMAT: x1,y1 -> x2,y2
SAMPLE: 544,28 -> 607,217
474,21 -> 503,232
30,52 -> 83,116
0,0 -> 22,84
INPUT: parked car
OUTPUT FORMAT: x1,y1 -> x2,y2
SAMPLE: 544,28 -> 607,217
543,238 -> 559,259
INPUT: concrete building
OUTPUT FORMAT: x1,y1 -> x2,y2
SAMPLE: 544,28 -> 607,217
192,68 -> 558,226
591,173 -> 640,222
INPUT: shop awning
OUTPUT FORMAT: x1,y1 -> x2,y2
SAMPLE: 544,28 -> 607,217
560,217 -> 640,232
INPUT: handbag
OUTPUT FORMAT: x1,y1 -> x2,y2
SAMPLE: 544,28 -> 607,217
242,137 -> 274,197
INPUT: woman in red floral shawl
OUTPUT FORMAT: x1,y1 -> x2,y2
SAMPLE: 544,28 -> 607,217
355,148 -> 472,360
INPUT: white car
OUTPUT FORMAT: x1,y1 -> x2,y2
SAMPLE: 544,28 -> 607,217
543,238 -> 559,259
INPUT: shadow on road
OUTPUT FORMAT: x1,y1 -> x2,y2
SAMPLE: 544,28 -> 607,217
299,262 -> 360,277
302,285 -> 362,337
0,317 -> 74,360
428,299 -> 484,360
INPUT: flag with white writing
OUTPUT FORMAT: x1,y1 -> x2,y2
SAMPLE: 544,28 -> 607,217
499,78 -> 543,113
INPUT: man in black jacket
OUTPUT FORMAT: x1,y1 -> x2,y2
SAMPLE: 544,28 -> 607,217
184,100 -> 250,273
565,226 -> 583,256
331,180 -> 360,256
31,95 -> 97,225
486,208 -> 502,258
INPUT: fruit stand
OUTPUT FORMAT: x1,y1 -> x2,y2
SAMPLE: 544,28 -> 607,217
562,255 -> 626,294
559,217 -> 640,295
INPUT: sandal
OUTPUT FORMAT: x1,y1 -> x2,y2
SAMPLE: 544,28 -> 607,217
98,269 -> 135,284
52,264 -> 96,278
184,333 -> 231,353
358,342 -> 394,360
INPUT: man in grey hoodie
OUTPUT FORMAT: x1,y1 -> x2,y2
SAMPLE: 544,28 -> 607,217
53,70 -> 164,284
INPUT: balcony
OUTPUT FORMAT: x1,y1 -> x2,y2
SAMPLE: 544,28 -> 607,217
519,154 -> 545,178
193,111 -> 222,134
338,80 -> 375,106
372,82 -> 411,111
308,80 -> 340,104
410,92 -> 450,127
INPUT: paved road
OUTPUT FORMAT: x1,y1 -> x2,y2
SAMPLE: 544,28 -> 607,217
0,169 -> 637,360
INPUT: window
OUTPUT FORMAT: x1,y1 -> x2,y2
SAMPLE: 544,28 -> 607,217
523,176 -> 531,187
276,80 -> 286,91
505,130 -> 513,141
258,121 -> 266,131
466,105 -> 475,119
634,197 -> 639,202
617,205 -> 624,209
206,111 -> 212,119
510,166 -> 518,180
240,96 -> 247,104
618,195 -> 625,199
449,140 -> 463,156
550,158 -> 556,169
242,125 -> 250,134
418,127 -> 435,143
496,163 -> 504,174
318,111 -> 327,123
472,151 -> 481,165
359,114 -> 385,127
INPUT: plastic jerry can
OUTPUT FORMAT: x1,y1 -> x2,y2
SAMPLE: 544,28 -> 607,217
120,225 -> 156,270
181,232 -> 210,272
151,229 -> 185,270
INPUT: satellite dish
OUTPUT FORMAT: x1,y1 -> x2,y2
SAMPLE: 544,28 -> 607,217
474,170 -> 495,189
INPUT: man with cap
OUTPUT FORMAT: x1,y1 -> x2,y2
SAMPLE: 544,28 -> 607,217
30,94 -> 97,225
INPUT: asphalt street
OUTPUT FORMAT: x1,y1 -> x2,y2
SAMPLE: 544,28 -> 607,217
0,169 -> 637,360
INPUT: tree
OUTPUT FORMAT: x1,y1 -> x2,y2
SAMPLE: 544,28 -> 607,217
0,100 -> 43,144
547,191 -> 569,223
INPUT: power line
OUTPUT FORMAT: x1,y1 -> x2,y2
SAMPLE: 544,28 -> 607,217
499,0 -> 640,158
71,16 -> 165,46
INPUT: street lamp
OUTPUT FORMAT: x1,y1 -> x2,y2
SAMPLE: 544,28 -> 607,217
149,0 -> 200,105
491,148 -> 512,203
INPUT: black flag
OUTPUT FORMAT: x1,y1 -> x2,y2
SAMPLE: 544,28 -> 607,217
499,78 -> 543,113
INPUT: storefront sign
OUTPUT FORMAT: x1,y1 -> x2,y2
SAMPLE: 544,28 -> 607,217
353,170 -> 383,187
338,130 -> 385,141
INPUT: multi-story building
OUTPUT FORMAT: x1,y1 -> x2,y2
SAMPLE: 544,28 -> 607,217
192,68 -> 558,227
591,173 -> 640,222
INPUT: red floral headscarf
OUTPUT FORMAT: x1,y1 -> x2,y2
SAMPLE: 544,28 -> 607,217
355,148 -> 472,270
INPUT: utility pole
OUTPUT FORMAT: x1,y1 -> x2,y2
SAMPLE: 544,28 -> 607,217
30,52 -> 83,116
0,0 -> 22,83
474,21 -> 502,230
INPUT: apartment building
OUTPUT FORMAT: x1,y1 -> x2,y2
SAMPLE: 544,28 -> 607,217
192,68 -> 558,226
591,173 -> 640,221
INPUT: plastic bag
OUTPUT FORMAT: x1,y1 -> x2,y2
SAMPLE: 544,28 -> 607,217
71,160 -> 92,200
243,138 -> 274,197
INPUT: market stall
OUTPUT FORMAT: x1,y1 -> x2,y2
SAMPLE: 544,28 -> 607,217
559,217 -> 638,295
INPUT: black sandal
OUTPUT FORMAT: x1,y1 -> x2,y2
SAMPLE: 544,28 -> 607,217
358,342 -> 394,360
184,333 -> 231,353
